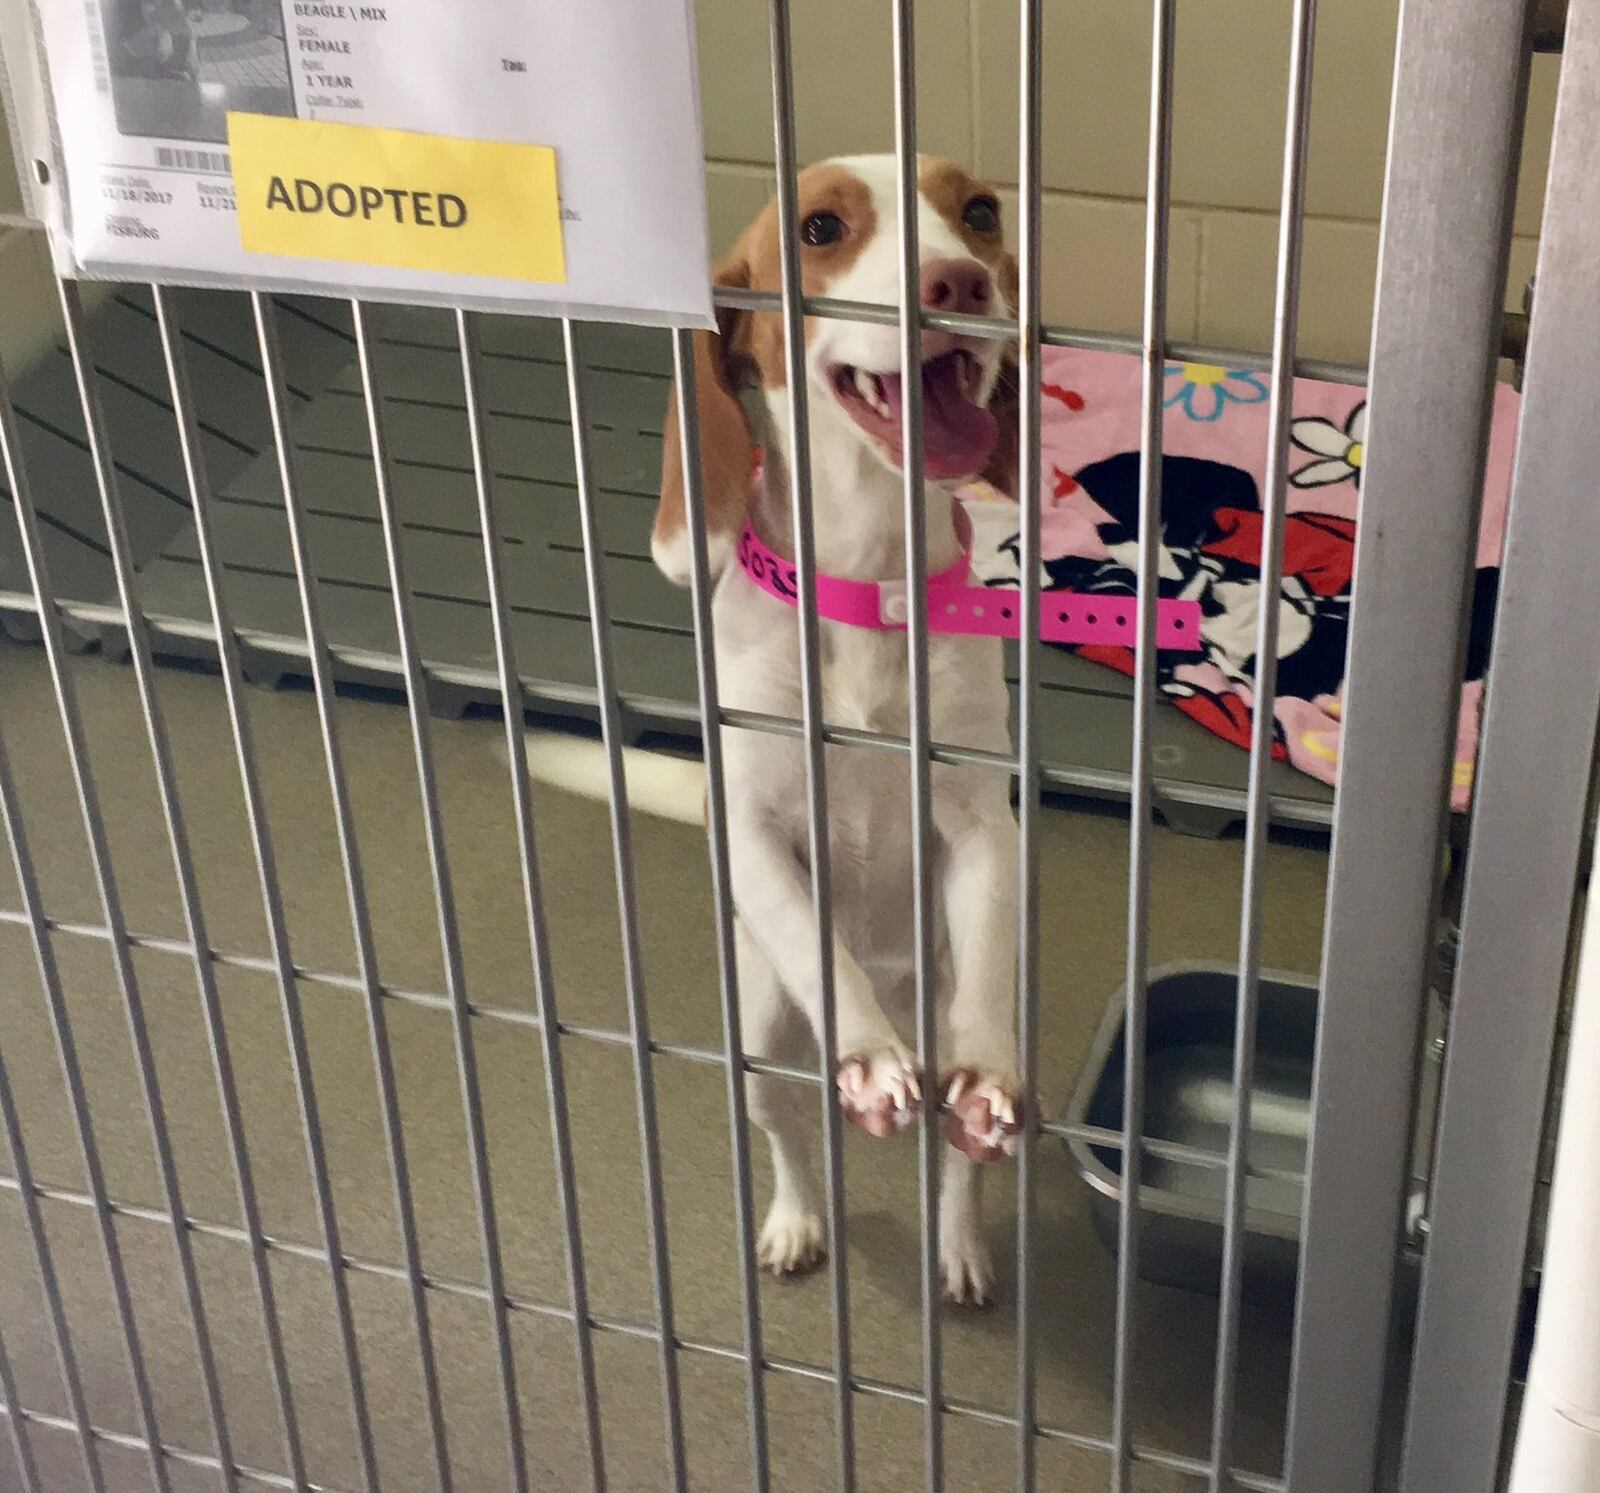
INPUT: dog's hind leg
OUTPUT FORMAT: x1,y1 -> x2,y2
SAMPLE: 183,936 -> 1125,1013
738,918 -> 827,1276
938,1148 -> 995,1306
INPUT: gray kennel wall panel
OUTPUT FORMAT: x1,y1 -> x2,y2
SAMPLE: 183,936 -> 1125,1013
0,284 -> 357,643
127,306 -> 1332,827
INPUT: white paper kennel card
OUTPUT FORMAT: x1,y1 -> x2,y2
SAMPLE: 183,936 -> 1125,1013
10,0 -> 713,328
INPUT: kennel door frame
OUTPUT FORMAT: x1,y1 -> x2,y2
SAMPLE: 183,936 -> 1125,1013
1399,3 -> 1600,1489
1283,0 -> 1536,1488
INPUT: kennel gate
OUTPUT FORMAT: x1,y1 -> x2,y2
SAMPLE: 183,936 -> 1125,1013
0,0 -> 1593,1488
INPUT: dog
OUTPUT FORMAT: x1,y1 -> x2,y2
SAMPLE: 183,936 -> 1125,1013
648,155 -> 1025,1305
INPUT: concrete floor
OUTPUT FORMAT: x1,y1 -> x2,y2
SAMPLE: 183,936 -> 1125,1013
0,638 -> 1331,1492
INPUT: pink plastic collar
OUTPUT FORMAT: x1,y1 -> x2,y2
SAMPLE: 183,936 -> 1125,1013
735,519 -> 1202,652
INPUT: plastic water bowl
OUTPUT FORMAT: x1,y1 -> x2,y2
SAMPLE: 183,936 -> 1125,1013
1062,962 -> 1316,1298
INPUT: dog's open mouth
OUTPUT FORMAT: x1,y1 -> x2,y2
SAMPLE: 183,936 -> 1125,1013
829,349 -> 998,480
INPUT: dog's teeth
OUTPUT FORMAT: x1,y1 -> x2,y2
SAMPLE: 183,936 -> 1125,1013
855,368 -> 890,417
854,369 -> 891,418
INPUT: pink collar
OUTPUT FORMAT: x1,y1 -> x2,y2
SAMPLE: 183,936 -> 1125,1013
735,512 -> 1202,652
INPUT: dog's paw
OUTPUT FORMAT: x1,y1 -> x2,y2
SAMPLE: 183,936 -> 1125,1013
942,1068 -> 1023,1162
940,1232 -> 997,1307
836,1045 -> 921,1137
757,1202 -> 827,1276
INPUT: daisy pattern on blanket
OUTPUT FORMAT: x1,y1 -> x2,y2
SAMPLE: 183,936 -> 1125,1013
1290,402 -> 1368,489
1163,363 -> 1271,423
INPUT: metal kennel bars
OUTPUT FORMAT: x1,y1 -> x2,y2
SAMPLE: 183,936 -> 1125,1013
0,0 -> 1592,1488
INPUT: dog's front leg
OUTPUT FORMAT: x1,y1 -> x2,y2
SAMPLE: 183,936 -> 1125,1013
934,782 -> 1024,1164
729,806 -> 921,1136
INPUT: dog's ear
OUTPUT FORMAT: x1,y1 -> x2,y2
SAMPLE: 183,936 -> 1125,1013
653,243 -> 757,587
979,250 -> 1022,499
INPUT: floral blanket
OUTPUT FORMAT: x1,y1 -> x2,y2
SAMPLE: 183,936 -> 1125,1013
958,350 -> 1521,811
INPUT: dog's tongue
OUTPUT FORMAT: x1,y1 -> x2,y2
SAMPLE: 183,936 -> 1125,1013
878,356 -> 999,478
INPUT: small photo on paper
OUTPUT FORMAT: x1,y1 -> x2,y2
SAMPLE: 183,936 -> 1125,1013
101,0 -> 294,146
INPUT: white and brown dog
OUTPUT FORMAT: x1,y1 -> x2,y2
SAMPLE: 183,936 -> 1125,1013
648,155 -> 1025,1305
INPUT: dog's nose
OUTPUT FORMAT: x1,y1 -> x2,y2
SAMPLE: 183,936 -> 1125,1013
919,258 -> 992,315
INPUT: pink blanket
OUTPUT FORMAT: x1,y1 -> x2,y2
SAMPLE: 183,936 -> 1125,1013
958,351 -> 1521,810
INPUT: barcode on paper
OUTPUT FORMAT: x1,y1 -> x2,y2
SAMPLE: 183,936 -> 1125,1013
156,147 -> 233,174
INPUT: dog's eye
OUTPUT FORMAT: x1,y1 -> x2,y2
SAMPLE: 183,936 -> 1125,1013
962,196 -> 1001,235
801,211 -> 847,247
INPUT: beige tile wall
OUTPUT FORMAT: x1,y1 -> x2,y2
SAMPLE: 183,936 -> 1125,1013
696,0 -> 1560,367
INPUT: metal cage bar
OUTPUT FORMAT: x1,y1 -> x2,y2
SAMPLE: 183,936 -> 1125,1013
7,294 -> 239,1493
0,1271 -> 1287,1493
888,2 -> 946,1486
190,298 -> 455,1468
0,1403 -> 326,1493
1013,1 -> 1045,1488
711,287 -> 1369,387
1207,1 -> 1319,1486
0,899 -> 1310,1187
249,289 -> 447,1493
1284,0 -> 1535,1483
0,582 -> 1343,828
350,300 -> 531,1493
1401,6 -> 1600,1485
193,296 -> 459,1477
62,274 -> 273,1493
0,1157 -> 1287,1490
0,1312 -> 39,1493
765,0 -> 860,1484
69,275 -> 418,1493
0,735 -> 104,1493
671,324 -> 773,1490
1111,4 -> 1177,1486
146,284 -> 325,1492
561,316 -> 690,1492
458,307 -> 608,1492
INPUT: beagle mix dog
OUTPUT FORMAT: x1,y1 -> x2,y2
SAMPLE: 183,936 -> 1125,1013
652,155 -> 1023,1305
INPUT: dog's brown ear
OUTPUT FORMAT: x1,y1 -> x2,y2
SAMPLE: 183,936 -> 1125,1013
653,246 -> 756,586
979,251 -> 1022,499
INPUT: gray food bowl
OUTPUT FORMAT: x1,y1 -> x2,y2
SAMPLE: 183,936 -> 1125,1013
1063,962 -> 1316,1298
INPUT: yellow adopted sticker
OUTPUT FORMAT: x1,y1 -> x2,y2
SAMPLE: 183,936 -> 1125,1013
227,113 -> 566,284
